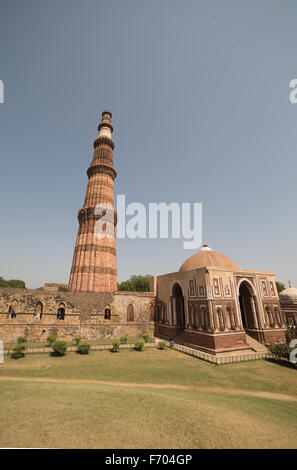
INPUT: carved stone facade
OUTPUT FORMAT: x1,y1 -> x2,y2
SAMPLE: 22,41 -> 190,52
0,288 -> 155,343
154,245 -> 286,355
279,283 -> 297,327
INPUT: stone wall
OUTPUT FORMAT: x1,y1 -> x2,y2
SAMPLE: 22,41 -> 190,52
0,288 -> 156,343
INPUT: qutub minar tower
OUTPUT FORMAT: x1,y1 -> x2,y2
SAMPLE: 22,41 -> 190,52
68,111 -> 117,293
0,109 -> 288,358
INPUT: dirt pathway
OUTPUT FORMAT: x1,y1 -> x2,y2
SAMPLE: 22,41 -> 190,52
0,375 -> 296,403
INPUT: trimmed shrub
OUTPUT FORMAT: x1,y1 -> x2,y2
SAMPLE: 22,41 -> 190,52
77,342 -> 91,355
134,339 -> 145,351
285,329 -> 292,345
111,339 -> 120,352
120,336 -> 128,344
47,334 -> 57,346
11,343 -> 26,359
51,340 -> 67,356
268,342 -> 291,360
74,335 -> 82,346
158,341 -> 166,350
16,336 -> 27,344
142,334 -> 151,343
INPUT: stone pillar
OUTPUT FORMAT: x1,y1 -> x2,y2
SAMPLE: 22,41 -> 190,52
252,295 -> 262,328
209,303 -> 215,331
235,296 -> 243,330
172,297 -> 177,325
68,111 -> 117,293
184,297 -> 189,327
168,300 -> 172,325
251,296 -> 259,328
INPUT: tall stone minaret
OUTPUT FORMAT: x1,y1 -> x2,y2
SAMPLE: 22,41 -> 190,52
68,111 -> 117,293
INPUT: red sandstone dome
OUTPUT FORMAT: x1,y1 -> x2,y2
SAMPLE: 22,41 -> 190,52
179,245 -> 239,272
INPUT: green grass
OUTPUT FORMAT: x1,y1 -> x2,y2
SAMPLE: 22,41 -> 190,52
0,348 -> 296,448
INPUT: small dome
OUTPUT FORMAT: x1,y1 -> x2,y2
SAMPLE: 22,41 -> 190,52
279,287 -> 297,300
179,245 -> 239,272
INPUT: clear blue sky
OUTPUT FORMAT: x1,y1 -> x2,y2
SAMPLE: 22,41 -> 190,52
0,0 -> 296,288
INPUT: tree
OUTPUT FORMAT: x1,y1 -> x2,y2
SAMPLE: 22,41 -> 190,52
0,277 -> 8,287
0,277 -> 25,288
7,279 -> 26,288
117,275 -> 151,292
276,281 -> 286,293
268,343 -> 291,360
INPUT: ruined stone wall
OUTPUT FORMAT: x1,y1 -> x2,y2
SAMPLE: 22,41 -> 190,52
0,288 -> 155,343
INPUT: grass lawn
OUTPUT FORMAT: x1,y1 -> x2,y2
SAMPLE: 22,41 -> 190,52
0,348 -> 296,448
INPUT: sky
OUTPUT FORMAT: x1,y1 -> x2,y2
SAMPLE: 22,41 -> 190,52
0,0 -> 297,289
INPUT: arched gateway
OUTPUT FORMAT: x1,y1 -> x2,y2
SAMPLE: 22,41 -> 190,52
172,283 -> 185,327
238,281 -> 258,330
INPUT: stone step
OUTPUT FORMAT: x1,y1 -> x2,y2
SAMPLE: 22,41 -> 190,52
172,332 -> 185,345
245,334 -> 268,353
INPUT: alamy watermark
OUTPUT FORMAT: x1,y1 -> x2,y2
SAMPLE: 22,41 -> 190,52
94,195 -> 202,250
289,79 -> 297,103
290,339 -> 297,364
0,80 -> 3,104
0,340 -> 3,363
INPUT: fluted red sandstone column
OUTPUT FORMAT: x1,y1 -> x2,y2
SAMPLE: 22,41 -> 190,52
68,111 -> 117,293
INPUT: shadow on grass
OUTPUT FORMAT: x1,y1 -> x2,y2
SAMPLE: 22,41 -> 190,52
50,351 -> 66,357
265,357 -> 297,370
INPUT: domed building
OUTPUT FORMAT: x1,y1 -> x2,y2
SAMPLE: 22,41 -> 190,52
154,244 -> 286,355
279,282 -> 297,326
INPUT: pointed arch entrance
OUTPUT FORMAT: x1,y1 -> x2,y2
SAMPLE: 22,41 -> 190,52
238,281 -> 258,330
172,283 -> 185,327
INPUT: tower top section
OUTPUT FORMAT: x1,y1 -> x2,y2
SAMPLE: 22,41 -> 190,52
98,111 -> 113,135
102,110 -> 112,118
94,110 -> 115,150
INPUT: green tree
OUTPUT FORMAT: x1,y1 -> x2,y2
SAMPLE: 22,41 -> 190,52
7,279 -> 26,288
276,282 -> 286,293
111,339 -> 120,352
11,343 -> 26,359
0,277 -> 8,287
77,342 -> 91,355
51,340 -> 67,356
134,339 -> 145,351
0,277 -> 25,288
268,343 -> 291,360
117,275 -> 151,292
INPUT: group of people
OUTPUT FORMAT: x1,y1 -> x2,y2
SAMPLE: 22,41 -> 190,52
288,322 -> 297,337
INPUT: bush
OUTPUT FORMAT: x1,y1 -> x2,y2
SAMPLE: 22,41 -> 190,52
17,336 -> 27,344
111,339 -> 120,352
158,341 -> 166,350
134,339 -> 145,351
286,329 -> 292,345
51,340 -> 67,356
11,343 -> 26,359
74,335 -> 82,346
142,333 -> 151,343
77,342 -> 91,355
47,334 -> 57,345
120,336 -> 128,344
268,342 -> 291,360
